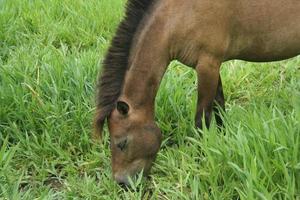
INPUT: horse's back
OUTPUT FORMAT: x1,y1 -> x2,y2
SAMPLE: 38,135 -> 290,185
155,0 -> 300,62
227,0 -> 300,61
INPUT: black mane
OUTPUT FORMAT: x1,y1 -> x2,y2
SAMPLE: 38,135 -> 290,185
95,0 -> 155,133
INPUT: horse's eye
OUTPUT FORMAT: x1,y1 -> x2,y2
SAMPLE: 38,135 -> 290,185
116,101 -> 129,115
116,138 -> 128,151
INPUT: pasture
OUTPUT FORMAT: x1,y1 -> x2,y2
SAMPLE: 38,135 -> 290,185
0,0 -> 299,199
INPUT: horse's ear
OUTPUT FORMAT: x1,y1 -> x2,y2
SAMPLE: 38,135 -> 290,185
93,109 -> 106,142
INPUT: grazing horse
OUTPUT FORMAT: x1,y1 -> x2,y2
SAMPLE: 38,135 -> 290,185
94,0 -> 300,186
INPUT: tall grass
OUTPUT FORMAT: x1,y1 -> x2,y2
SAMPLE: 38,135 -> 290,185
0,0 -> 299,199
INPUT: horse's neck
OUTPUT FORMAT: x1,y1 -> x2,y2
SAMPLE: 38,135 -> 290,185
120,42 -> 169,111
119,4 -> 170,111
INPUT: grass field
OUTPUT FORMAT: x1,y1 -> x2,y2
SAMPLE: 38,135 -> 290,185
0,0 -> 299,199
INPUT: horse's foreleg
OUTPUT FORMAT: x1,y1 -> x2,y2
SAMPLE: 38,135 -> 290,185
213,76 -> 225,128
195,55 -> 221,130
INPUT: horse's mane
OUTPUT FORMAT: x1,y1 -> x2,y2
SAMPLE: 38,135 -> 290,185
94,0 -> 156,136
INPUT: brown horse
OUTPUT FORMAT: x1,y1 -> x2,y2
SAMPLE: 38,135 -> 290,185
94,0 -> 300,186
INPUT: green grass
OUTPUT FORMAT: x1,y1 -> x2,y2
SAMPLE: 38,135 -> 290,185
0,0 -> 299,199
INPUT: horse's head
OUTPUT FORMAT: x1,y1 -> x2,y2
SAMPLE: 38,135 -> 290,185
107,100 -> 162,186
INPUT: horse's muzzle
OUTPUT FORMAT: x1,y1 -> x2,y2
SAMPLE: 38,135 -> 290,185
114,173 -> 130,187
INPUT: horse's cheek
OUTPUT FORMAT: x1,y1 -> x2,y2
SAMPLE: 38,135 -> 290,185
143,134 -> 160,156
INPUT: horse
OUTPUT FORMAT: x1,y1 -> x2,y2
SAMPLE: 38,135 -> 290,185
94,0 -> 300,186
